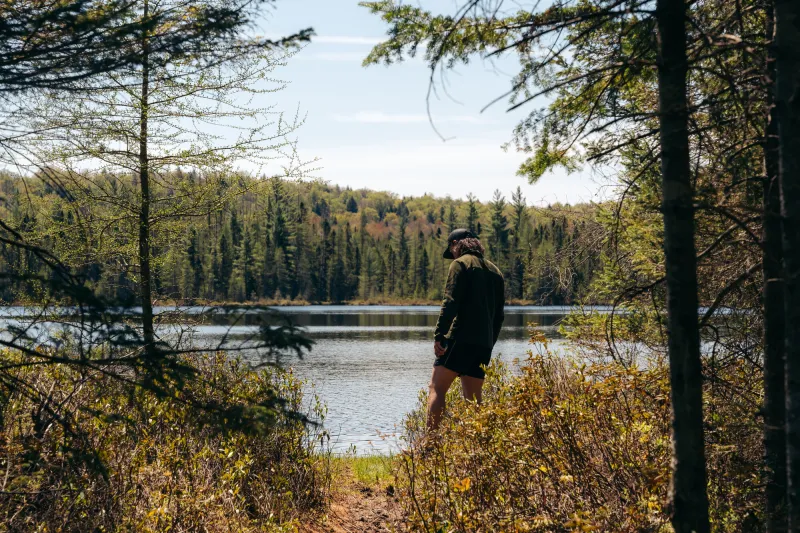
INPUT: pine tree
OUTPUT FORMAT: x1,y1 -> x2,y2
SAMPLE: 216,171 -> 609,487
489,190 -> 510,272
293,199 -> 311,300
20,0 -> 306,353
229,239 -> 246,302
345,223 -> 359,300
218,231 -> 232,299
509,187 -> 528,299
466,193 -> 480,235
447,203 -> 458,233
273,247 -> 288,299
230,209 -> 242,248
187,227 -> 202,297
386,242 -> 396,296
375,248 -> 386,296
419,248 -> 430,296
270,178 -> 288,250
243,228 -> 256,299
210,246 -> 220,299
398,216 -> 410,297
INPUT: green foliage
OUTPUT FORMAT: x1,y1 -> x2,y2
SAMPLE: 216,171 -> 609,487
516,133 -> 581,183
0,173 -> 604,305
393,335 -> 762,532
0,349 -> 331,532
361,1 -> 518,68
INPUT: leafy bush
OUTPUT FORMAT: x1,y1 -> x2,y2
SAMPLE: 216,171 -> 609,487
394,336 -> 761,532
0,350 -> 331,532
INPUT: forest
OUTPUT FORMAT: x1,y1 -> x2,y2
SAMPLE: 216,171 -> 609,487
0,173 -> 602,305
2,0 -> 800,531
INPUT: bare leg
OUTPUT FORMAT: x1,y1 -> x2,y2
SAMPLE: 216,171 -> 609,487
460,375 -> 484,404
427,365 -> 459,431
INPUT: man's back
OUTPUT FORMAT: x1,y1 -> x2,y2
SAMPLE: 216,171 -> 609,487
434,251 -> 505,348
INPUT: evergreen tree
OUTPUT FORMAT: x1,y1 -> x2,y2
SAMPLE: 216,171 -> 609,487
217,231 -> 232,299
488,189 -> 510,273
447,203 -> 458,233
293,200 -> 311,300
230,240 -> 246,302
230,209 -> 242,248
509,187 -> 528,299
187,227 -> 202,297
386,241 -> 397,296
398,216 -> 410,297
273,247 -> 288,299
270,178 -> 288,250
345,223 -> 359,300
211,247 -> 220,299
466,193 -> 480,235
375,248 -> 386,296
243,228 -> 256,299
418,248 -> 430,296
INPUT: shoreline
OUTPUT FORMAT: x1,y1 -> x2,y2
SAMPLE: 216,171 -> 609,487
2,298 -> 606,308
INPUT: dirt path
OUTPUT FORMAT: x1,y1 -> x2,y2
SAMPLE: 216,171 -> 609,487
301,463 -> 406,533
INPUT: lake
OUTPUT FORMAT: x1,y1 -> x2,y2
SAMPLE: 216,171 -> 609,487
0,305 -> 601,454
205,305 -> 580,454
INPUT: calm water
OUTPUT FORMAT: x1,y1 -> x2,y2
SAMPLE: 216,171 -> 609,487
0,305 -> 601,454
198,305 -> 578,454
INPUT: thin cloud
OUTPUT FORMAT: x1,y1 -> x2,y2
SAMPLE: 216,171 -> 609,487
331,111 -> 484,124
314,35 -> 384,45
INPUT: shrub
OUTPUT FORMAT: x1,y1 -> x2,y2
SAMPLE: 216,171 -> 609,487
0,350 -> 331,532
394,336 -> 761,532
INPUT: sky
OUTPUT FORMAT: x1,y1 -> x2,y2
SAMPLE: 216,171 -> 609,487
258,0 -> 610,205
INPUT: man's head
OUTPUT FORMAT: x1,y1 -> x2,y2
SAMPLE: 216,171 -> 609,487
443,228 -> 484,259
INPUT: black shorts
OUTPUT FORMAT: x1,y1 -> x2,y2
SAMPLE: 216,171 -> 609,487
434,340 -> 493,379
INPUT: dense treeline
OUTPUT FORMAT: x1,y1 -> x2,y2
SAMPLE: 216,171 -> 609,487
0,172 -> 602,305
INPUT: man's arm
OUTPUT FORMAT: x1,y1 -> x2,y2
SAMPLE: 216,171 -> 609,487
434,261 -> 465,342
492,274 -> 505,346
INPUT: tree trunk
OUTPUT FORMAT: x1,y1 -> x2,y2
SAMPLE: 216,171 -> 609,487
139,0 -> 155,355
763,3 -> 787,529
775,0 -> 800,527
655,0 -> 711,531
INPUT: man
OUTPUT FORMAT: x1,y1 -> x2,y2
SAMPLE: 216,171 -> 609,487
428,228 -> 505,430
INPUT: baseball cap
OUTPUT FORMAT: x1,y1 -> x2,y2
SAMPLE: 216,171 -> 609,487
443,228 -> 476,259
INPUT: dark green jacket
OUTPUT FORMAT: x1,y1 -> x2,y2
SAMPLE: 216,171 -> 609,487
434,251 -> 505,348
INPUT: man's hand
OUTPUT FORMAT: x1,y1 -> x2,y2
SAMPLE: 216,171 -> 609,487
434,340 -> 447,357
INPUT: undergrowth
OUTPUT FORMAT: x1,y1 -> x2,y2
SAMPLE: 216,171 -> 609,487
393,335 -> 761,532
0,350 -> 332,532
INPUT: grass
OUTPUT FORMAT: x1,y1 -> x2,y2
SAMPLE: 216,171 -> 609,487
334,455 -> 394,486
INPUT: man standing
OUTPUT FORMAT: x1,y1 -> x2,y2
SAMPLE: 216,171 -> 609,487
428,228 -> 505,430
